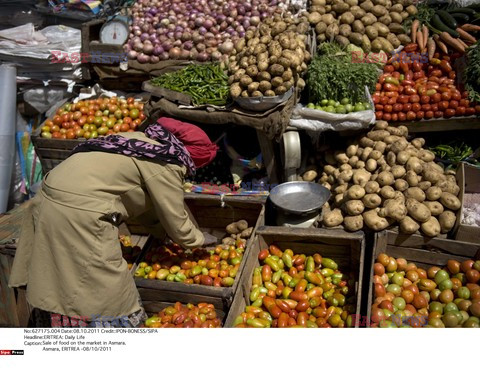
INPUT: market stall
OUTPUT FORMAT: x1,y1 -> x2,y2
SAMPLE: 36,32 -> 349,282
0,0 -> 480,330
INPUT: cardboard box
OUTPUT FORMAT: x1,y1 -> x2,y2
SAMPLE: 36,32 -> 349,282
453,162 -> 480,244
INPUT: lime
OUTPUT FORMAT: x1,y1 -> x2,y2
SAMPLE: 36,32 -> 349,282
340,98 -> 350,105
321,99 -> 329,106
345,104 -> 354,113
354,103 -> 366,112
335,105 -> 346,114
328,99 -> 336,107
306,103 -> 315,109
325,106 -> 335,113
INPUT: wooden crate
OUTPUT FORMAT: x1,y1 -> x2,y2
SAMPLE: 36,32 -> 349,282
224,226 -> 366,327
134,196 -> 265,307
365,230 -> 480,326
31,136 -> 81,175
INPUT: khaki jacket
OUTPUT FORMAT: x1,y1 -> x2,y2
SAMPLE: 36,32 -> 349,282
9,132 -> 204,319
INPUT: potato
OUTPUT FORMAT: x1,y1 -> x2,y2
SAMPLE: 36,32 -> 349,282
406,157 -> 423,174
236,220 -> 249,232
343,215 -> 364,231
308,11 -> 323,24
374,141 -> 387,154
240,227 -> 254,239
389,139 -> 408,154
332,2 -> 350,14
334,184 -> 349,195
338,169 -> 354,184
377,171 -> 395,186
379,199 -> 407,221
352,20 -> 365,33
226,223 -> 240,234
365,181 -> 380,194
397,34 -> 411,45
366,25 -> 379,40
424,201 -> 444,216
361,147 -> 373,162
303,170 -> 318,182
396,151 -> 410,165
345,200 -> 365,216
418,150 -> 435,162
326,23 -> 340,39
347,184 -> 366,200
366,158 -> 378,172
439,211 -> 456,233
222,237 -> 236,246
322,13 -> 336,25
353,170 -> 371,187
425,186 -> 441,201
346,144 -> 359,158
405,170 -> 419,187
367,130 -> 390,141
411,138 -> 425,149
380,185 -> 396,199
391,165 -> 406,179
389,11 -> 403,24
349,32 -> 364,45
421,217 -> 441,237
418,181 -> 432,191
363,193 -> 382,209
400,216 -> 420,234
406,198 -> 431,223
388,22 -> 404,34
335,35 -> 350,46
440,192 -> 461,211
323,208 -> 344,227
384,135 -> 401,145
422,169 -> 444,184
405,187 -> 426,202
363,209 -> 392,231
334,193 -> 345,206
351,5 -> 366,19
360,1 -> 374,12
390,3 -> 403,13
386,33 -> 401,49
339,23 -> 352,37
340,12 -> 355,25
395,179 -> 409,192
436,180 -> 460,196
406,5 -> 418,16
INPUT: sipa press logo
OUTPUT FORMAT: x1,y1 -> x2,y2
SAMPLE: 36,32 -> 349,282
0,350 -> 24,355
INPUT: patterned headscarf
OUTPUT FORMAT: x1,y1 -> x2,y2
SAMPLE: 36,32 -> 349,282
70,124 -> 196,175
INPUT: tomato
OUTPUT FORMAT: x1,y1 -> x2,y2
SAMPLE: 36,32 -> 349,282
410,95 -> 420,103
416,111 -> 424,120
427,82 -> 440,90
444,108 -> 456,118
407,111 -> 416,120
412,103 -> 422,112
392,71 -> 402,79
120,123 -> 130,132
455,106 -> 466,116
114,109 -> 123,119
375,83 -> 382,91
420,95 -> 430,104
74,128 -> 84,138
426,89 -> 437,96
398,112 -> 407,121
379,96 -> 388,105
402,80 -> 415,87
385,91 -> 399,98
434,111 -> 443,118
391,113 -> 398,122
421,104 -> 431,111
413,71 -> 425,80
375,104 -> 384,111
412,61 -> 422,72
441,91 -> 452,101
375,111 -> 383,119
403,103 -> 412,112
66,130 -> 75,139
439,101 -> 449,110
383,113 -> 392,121
449,100 -> 459,109
387,96 -> 398,105
430,69 -> 442,77
384,65 -> 395,73
428,76 -> 440,83
384,104 -> 393,113
404,86 -> 417,95
452,92 -> 462,101
393,103 -> 403,112
466,107 -> 476,116
113,124 -> 121,133
53,115 -> 62,125
431,104 -> 438,111
123,116 -> 132,124
398,95 -> 410,103
459,99 -> 470,107
448,70 -> 456,79
425,111 -> 434,119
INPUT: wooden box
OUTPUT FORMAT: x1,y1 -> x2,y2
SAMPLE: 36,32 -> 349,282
453,162 -> 480,244
365,230 -> 480,326
224,226 -> 366,327
31,136 -> 81,175
134,196 -> 265,310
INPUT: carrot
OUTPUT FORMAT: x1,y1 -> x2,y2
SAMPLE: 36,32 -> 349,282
433,34 -> 448,55
460,24 -> 480,33
417,31 -> 424,53
412,20 -> 420,44
440,32 -> 465,53
427,37 -> 436,61
422,25 -> 429,50
456,27 -> 477,44
458,38 -> 468,49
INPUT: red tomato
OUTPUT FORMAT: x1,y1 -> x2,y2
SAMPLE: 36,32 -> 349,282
430,69 -> 443,77
375,104 -> 384,111
386,91 -> 399,98
398,112 -> 407,121
452,92 -> 462,101
413,71 -> 425,80
434,111 -> 444,118
431,93 -> 442,103
412,103 -> 422,112
416,111 -> 425,119
448,70 -> 456,79
404,86 -> 417,96
455,106 -> 466,116
391,113 -> 398,122
405,71 -> 414,81
375,83 -> 382,91
441,91 -> 452,101
384,104 -> 393,113
383,83 -> 398,92
375,111 -> 383,119
439,101 -> 449,110
402,80 -> 415,87
387,96 -> 398,105
380,96 -> 389,105
384,65 -> 395,73
431,104 -> 439,111
459,99 -> 470,107
393,103 -> 403,112
421,104 -> 431,111
403,103 -> 412,112
449,100 -> 459,109
420,95 -> 430,104
410,95 -> 420,103
372,95 -> 380,104
392,71 -> 401,78
429,77 -> 440,83
444,109 -> 456,118
407,111 -> 416,120
383,113 -> 392,121
466,107 -> 476,116
425,111 -> 434,119
398,95 -> 410,103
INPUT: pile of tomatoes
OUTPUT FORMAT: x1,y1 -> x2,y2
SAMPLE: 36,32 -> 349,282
373,43 -> 479,122
40,96 -> 146,139
144,302 -> 221,328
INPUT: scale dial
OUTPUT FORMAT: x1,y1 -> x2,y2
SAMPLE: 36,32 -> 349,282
100,18 -> 129,45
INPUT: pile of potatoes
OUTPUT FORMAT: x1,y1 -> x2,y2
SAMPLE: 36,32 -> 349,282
306,0 -> 417,53
318,120 -> 461,236
221,220 -> 254,248
228,14 -> 310,98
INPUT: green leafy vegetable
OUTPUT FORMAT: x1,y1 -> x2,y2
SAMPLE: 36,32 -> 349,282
465,43 -> 480,103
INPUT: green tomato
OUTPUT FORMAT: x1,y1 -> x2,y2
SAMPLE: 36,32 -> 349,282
429,301 -> 444,314
306,103 -> 315,109
345,104 -> 354,113
392,273 -> 404,286
386,284 -> 401,296
325,106 -> 335,113
363,102 -> 373,110
315,105 -> 323,111
444,302 -> 458,313
435,269 -> 450,284
457,286 -> 470,299
439,279 -> 453,291
340,98 -> 350,105
393,297 -> 406,310
328,99 -> 336,107
321,99 -> 329,106
335,105 -> 347,114
354,103 -> 366,112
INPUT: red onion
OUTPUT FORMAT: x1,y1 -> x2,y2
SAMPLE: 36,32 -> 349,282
196,43 -> 206,52
160,51 -> 170,60
197,52 -> 209,62
143,44 -> 154,55
153,46 -> 164,56
150,55 -> 160,63
169,47 -> 181,59
183,41 -> 193,50
180,49 -> 191,59
137,53 -> 150,63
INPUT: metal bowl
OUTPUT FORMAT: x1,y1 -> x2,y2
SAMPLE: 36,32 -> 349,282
268,181 -> 331,216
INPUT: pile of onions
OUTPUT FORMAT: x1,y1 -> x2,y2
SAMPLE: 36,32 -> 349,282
126,0 -> 286,64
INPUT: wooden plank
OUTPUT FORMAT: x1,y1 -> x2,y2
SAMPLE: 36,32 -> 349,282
35,148 -> 74,160
184,194 -> 266,205
0,201 -> 32,247
0,253 -> 19,326
136,279 -> 233,299
137,288 -> 227,311
224,229 -> 365,327
398,117 -> 480,133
